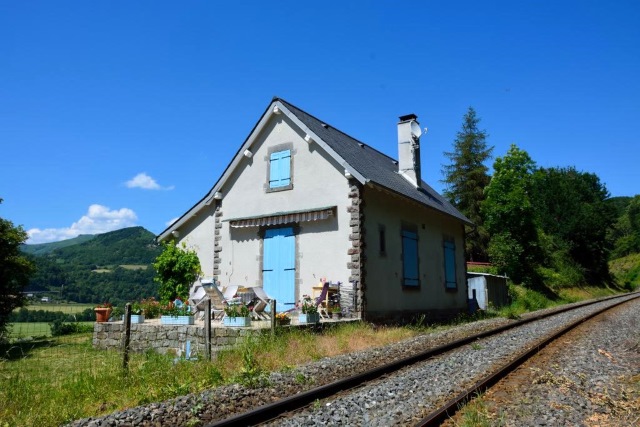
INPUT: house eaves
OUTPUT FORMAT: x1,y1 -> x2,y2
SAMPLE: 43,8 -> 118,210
157,98 -> 368,242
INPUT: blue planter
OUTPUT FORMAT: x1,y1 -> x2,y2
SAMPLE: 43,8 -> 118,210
223,316 -> 251,327
130,314 -> 145,324
161,315 -> 194,325
299,313 -> 320,324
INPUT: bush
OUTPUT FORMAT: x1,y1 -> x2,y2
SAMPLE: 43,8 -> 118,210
49,319 -> 93,336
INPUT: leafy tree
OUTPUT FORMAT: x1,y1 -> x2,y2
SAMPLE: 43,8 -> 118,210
1,199 -> 35,341
482,145 -> 541,286
531,167 -> 615,284
442,107 -> 494,261
610,195 -> 640,258
153,240 -> 201,303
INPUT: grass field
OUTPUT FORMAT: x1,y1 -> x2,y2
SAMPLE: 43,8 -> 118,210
19,303 -> 94,314
8,322 -> 53,338
8,322 -> 94,339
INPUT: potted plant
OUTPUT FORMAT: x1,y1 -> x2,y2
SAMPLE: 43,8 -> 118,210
140,297 -> 162,319
94,302 -> 112,323
160,298 -> 194,325
331,304 -> 342,319
223,303 -> 251,327
130,301 -> 145,324
275,312 -> 291,326
299,295 -> 320,324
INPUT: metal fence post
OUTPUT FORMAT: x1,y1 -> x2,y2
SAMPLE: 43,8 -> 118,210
122,303 -> 131,371
204,299 -> 211,361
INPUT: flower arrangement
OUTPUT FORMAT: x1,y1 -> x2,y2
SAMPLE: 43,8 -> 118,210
224,303 -> 250,318
139,297 -> 162,319
330,304 -> 342,314
275,312 -> 290,321
299,295 -> 318,314
161,298 -> 192,316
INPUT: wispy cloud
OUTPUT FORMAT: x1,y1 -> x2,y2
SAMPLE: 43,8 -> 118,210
125,173 -> 174,190
27,204 -> 138,244
165,217 -> 179,227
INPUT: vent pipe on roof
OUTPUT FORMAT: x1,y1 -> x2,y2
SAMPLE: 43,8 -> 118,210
397,114 -> 422,188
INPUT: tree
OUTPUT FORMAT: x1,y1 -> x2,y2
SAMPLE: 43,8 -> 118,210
0,199 -> 35,341
442,107 -> 494,261
482,145 -> 541,286
153,240 -> 201,303
610,195 -> 640,258
531,167 -> 615,285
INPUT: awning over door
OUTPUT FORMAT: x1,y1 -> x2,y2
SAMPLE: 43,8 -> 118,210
227,206 -> 336,228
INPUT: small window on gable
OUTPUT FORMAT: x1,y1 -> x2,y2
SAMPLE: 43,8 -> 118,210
401,228 -> 419,287
444,238 -> 457,289
269,149 -> 291,189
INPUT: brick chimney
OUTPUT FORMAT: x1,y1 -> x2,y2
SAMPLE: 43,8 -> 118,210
397,114 -> 422,187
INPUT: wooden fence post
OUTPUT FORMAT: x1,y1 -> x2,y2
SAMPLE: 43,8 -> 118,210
204,299 -> 211,361
270,299 -> 276,335
122,303 -> 131,371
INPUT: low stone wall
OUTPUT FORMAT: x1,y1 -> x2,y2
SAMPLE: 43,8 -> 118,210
93,322 -> 260,356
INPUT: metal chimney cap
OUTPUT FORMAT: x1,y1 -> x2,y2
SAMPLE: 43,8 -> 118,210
398,114 -> 418,122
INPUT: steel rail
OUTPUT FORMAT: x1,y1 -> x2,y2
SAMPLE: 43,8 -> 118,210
415,292 -> 640,426
205,292 -> 637,427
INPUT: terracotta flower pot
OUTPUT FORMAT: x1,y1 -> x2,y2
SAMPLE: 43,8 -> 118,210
95,307 -> 112,323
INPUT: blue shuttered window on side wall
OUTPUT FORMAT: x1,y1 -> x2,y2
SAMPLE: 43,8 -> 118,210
444,240 -> 457,289
269,150 -> 291,189
402,229 -> 419,286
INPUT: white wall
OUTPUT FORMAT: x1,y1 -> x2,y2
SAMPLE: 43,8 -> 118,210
173,204 -> 216,278
214,114 -> 352,297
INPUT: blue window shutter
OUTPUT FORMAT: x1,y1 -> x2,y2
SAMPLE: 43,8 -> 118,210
269,150 -> 291,188
444,240 -> 456,288
402,230 -> 419,286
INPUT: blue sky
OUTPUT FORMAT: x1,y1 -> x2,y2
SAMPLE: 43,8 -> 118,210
2,1 -> 639,244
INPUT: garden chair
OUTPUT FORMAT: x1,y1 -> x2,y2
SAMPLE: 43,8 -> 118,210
202,283 -> 236,321
314,281 -> 331,319
250,286 -> 273,320
189,284 -> 208,320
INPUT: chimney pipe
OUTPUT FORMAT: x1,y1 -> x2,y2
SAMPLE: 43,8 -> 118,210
397,114 -> 422,187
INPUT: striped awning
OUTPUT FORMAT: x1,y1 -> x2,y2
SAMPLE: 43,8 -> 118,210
228,206 -> 335,228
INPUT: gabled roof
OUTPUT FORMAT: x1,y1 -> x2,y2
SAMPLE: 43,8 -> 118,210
158,97 -> 470,241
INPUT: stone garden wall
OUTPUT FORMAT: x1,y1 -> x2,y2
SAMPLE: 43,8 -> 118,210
93,322 -> 260,356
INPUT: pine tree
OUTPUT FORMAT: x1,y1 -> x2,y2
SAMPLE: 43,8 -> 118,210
442,107 -> 493,261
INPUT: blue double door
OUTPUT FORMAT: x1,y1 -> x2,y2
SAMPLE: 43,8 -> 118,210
263,227 -> 295,311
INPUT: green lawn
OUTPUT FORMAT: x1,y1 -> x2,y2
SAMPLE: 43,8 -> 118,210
19,303 -> 94,314
8,322 -> 94,339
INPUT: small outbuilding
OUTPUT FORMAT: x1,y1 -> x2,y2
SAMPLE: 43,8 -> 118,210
467,272 -> 509,310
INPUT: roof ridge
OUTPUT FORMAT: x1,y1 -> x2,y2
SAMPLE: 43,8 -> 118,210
275,97 -> 399,164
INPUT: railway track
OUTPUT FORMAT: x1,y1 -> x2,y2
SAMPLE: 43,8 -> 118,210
206,292 -> 640,427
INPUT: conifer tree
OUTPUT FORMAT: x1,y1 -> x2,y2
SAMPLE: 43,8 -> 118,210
442,107 -> 493,261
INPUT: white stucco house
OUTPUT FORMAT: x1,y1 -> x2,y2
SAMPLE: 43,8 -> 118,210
158,97 -> 471,322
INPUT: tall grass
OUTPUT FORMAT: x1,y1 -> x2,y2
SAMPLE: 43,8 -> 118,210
0,323 -> 422,427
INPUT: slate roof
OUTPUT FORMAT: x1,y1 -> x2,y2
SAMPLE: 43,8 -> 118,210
277,98 -> 471,225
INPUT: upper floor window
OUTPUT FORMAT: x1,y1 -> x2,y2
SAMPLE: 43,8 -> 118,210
269,149 -> 292,189
444,238 -> 457,289
401,228 -> 419,287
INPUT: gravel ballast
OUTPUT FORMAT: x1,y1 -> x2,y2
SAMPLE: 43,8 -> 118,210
67,294 -> 638,427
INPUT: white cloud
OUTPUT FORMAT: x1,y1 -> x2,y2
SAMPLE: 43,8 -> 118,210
165,217 -> 179,227
27,204 -> 138,244
125,173 -> 174,190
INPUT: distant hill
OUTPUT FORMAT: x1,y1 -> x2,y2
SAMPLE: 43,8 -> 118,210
24,227 -> 162,305
21,234 -> 96,256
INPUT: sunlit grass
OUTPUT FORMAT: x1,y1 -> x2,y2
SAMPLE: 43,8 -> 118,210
1,285 -> 630,427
